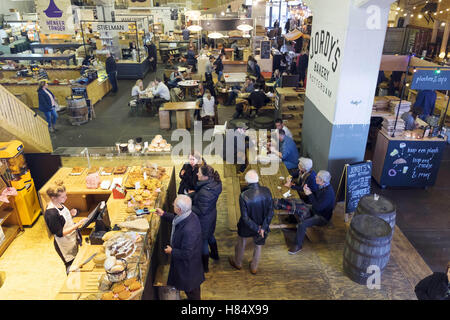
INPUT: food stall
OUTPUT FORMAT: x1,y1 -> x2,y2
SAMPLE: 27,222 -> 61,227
38,144 -> 177,300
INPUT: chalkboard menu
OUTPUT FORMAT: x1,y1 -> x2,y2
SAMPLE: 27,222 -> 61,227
336,161 -> 372,213
260,40 -> 271,59
381,139 -> 445,187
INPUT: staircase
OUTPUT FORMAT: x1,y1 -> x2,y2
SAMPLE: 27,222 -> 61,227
0,85 -> 53,153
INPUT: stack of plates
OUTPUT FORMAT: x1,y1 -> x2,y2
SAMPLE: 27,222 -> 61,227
389,100 -> 411,115
382,115 -> 405,136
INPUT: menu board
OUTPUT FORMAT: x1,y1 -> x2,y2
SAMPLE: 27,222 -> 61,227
381,139 -> 445,187
260,40 -> 271,59
411,69 -> 450,91
336,161 -> 372,213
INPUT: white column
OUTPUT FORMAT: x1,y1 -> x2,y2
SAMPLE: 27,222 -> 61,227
440,22 -> 450,57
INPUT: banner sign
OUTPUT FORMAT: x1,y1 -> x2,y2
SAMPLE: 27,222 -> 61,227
36,0 -> 74,34
411,69 -> 450,90
94,22 -> 130,32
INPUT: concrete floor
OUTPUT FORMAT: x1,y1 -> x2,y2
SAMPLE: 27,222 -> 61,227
39,64 -> 450,274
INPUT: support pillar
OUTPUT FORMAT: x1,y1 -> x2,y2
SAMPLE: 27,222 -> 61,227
439,22 -> 450,57
302,0 -> 394,190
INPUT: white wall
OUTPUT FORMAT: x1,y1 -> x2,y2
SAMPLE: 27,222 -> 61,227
0,1 -> 35,16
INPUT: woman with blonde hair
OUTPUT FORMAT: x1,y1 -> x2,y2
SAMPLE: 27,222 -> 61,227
131,79 -> 145,98
44,180 -> 87,273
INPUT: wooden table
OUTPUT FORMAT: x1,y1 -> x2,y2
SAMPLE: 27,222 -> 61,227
177,80 -> 198,97
159,101 -> 200,130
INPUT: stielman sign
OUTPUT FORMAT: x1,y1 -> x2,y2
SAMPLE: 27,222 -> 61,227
308,29 -> 342,99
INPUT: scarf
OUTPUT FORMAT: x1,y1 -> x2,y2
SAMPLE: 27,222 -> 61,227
170,210 -> 192,246
44,88 -> 56,107
319,182 -> 330,190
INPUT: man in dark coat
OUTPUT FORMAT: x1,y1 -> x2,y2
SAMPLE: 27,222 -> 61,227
105,51 -> 118,93
156,195 -> 205,300
415,262 -> 450,300
191,166 -> 223,273
145,40 -> 158,72
297,48 -> 309,87
286,170 -> 335,254
229,170 -> 274,274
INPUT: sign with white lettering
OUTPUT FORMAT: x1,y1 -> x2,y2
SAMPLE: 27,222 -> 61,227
94,22 -> 130,32
411,69 -> 450,91
36,0 -> 74,34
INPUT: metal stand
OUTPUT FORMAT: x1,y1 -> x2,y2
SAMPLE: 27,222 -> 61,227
392,54 -> 412,137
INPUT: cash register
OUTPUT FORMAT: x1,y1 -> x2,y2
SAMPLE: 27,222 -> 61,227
80,201 -> 112,245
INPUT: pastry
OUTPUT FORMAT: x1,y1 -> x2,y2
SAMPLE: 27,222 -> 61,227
118,290 -> 131,300
110,264 -> 125,273
101,167 -> 114,175
70,167 -> 85,175
124,277 -> 138,286
114,166 -> 127,175
87,167 -> 99,174
82,294 -> 98,300
101,292 -> 116,300
112,284 -> 126,294
128,281 -> 142,292
102,231 -> 121,242
118,218 -> 150,232
93,253 -> 107,266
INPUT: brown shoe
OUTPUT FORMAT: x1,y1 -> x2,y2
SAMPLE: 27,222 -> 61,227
228,256 -> 242,270
249,261 -> 257,275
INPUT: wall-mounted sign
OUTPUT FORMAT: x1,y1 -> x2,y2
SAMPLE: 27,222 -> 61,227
36,0 -> 74,34
260,40 -> 271,59
94,22 -> 130,32
411,69 -> 450,91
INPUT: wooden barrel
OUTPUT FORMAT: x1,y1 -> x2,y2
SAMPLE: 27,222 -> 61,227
343,214 -> 392,285
355,194 -> 396,237
228,118 -> 250,129
66,96 -> 88,125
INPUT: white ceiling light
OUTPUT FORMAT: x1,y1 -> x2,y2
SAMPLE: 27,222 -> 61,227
208,32 -> 224,39
237,23 -> 253,31
187,25 -> 202,32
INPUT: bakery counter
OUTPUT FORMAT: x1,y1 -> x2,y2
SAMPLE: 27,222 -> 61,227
372,129 -> 446,188
0,68 -> 82,80
1,78 -> 110,109
223,60 -> 248,73
46,165 -> 176,300
117,59 -> 150,80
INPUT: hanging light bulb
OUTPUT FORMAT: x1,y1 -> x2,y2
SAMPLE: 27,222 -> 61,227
418,14 -> 423,18
208,32 -> 224,39
411,14 -> 414,17
442,22 -> 446,27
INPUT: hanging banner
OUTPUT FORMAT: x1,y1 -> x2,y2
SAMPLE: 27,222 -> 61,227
94,22 -> 130,32
128,0 -> 151,8
36,0 -> 74,34
411,69 -> 450,91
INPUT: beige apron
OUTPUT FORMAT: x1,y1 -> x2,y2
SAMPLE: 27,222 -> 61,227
47,202 -> 78,262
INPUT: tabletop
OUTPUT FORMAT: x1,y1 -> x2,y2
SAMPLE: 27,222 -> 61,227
160,101 -> 200,111
178,80 -> 199,87
224,72 -> 247,84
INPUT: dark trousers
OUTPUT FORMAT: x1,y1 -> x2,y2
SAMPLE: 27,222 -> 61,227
150,59 -> 157,72
226,91 -> 238,105
108,71 -> 118,93
153,98 -> 169,111
185,286 -> 201,300
202,235 -> 217,256
295,214 -> 327,247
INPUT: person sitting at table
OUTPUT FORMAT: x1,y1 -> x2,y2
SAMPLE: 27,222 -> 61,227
200,90 -> 216,126
168,70 -> 184,89
213,54 -> 224,82
273,170 -> 335,254
275,118 -> 293,139
248,84 -> 270,117
186,45 -> 198,72
151,77 -> 171,110
225,77 -> 255,106
284,157 -> 318,202
270,69 -> 282,89
131,79 -> 146,98
194,82 -> 206,120
205,56 -> 215,83
401,106 -> 423,131
272,129 -> 299,175
182,71 -> 192,80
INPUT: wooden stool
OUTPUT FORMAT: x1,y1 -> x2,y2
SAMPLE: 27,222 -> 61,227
159,109 -> 171,129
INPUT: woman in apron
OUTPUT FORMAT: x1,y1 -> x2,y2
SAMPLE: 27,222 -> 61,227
44,180 -> 87,273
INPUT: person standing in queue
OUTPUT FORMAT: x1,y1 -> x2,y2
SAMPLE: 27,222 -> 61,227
155,195 -> 204,300
229,170 -> 274,274
191,165 -> 222,273
44,180 -> 88,274
105,51 -> 118,94
213,54 -> 224,82
178,151 -> 205,195
37,80 -> 58,133
145,39 -> 158,72
415,261 -> 450,300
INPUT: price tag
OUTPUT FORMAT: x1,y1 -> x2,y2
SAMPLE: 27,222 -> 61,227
143,172 -> 147,181
135,181 -> 141,190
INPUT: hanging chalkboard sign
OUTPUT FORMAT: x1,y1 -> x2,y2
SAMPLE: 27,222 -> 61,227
260,40 -> 271,59
336,161 -> 372,213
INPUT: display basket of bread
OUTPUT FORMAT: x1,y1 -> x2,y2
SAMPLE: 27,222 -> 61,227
105,257 -> 128,283
124,165 -> 168,189
100,277 -> 143,300
147,135 -> 171,152
113,166 -> 127,175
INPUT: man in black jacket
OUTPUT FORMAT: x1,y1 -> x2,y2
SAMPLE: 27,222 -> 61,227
105,51 -> 118,93
229,170 -> 274,274
145,40 -> 157,72
247,84 -> 270,117
288,170 -> 335,254
155,195 -> 205,300
415,262 -> 450,300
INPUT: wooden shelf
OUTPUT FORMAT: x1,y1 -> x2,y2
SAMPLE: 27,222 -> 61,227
0,205 -> 14,226
0,225 -> 21,257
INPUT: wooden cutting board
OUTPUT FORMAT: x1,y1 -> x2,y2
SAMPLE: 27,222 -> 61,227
69,245 -> 103,272
59,271 -> 105,293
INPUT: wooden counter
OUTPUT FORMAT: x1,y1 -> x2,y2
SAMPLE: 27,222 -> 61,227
0,68 -> 82,80
372,129 -> 446,188
42,165 -> 176,300
1,78 -> 111,109
223,60 -> 247,73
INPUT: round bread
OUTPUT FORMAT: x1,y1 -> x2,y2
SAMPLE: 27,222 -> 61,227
128,281 -> 142,292
104,256 -> 116,271
118,290 -> 131,300
93,253 -> 107,266
101,292 -> 116,300
112,284 -> 126,294
110,264 -> 125,273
